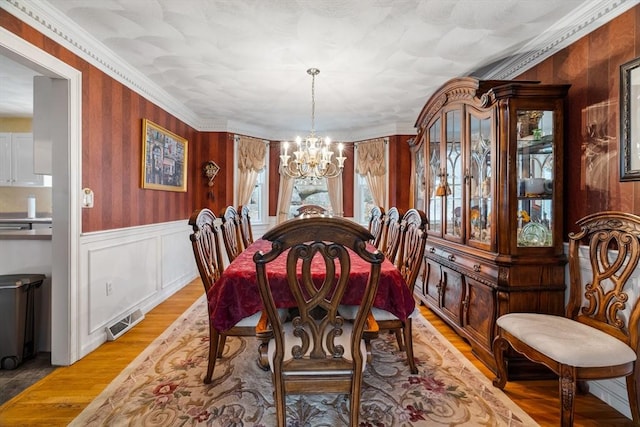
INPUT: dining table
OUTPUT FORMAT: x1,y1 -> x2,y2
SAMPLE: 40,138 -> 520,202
208,238 -> 416,332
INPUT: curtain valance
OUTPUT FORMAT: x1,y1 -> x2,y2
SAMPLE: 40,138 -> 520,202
237,135 -> 266,172
356,138 -> 386,177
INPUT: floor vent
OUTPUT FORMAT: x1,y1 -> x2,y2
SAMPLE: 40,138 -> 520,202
106,309 -> 145,341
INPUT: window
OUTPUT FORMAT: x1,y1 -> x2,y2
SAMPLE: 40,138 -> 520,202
355,173 -> 374,224
289,177 -> 332,218
247,166 -> 266,223
234,136 -> 268,224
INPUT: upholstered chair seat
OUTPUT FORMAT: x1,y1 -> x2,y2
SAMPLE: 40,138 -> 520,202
497,313 -> 636,367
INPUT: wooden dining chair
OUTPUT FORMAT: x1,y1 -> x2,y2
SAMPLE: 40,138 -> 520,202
368,205 -> 385,248
254,216 -> 383,427
293,204 -> 328,217
380,207 -> 404,266
493,211 -> 640,426
374,208 -> 427,374
188,208 -> 266,383
220,205 -> 244,262
238,205 -> 254,249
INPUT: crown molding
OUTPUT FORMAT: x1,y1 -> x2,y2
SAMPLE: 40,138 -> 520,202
480,0 -> 637,80
3,0 -> 636,138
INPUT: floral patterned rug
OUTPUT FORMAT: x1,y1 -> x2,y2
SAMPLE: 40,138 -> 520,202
70,296 -> 538,426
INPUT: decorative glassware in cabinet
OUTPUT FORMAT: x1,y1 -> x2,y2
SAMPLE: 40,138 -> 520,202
516,110 -> 554,247
468,114 -> 492,245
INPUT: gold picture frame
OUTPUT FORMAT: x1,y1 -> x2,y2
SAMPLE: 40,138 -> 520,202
141,119 -> 188,191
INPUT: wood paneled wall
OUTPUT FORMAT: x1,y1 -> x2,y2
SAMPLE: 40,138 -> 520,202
388,135 -> 413,211
515,5 -> 640,236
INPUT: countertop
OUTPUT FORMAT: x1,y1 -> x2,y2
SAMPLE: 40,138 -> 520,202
0,228 -> 52,240
0,217 -> 52,224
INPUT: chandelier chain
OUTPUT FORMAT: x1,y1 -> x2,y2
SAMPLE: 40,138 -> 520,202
309,68 -> 318,134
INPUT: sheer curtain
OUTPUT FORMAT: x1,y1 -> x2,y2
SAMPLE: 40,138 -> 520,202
276,169 -> 294,224
327,175 -> 343,216
356,138 -> 387,208
236,135 -> 267,206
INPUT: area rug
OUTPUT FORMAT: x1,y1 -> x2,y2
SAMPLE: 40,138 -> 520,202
70,296 -> 538,426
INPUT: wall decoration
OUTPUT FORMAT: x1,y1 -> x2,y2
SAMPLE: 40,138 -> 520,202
620,57 -> 640,181
203,160 -> 220,199
141,119 -> 188,191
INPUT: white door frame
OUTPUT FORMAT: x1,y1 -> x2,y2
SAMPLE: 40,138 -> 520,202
1,27 -> 82,365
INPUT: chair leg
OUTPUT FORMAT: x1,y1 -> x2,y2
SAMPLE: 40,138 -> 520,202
626,365 -> 640,424
351,370 -> 363,427
559,364 -> 577,427
403,320 -> 418,374
217,335 -> 227,358
274,375 -> 286,427
491,336 -> 509,389
394,328 -> 405,351
205,328 -> 220,384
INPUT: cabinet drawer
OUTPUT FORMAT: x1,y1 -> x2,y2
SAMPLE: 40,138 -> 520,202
426,244 -> 498,281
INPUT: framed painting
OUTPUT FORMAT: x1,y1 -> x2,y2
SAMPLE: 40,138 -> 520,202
620,57 -> 640,181
141,119 -> 188,191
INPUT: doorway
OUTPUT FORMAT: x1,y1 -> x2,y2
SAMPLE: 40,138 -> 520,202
0,27 -> 82,365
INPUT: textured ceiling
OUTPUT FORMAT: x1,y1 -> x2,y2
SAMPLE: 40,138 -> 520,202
0,0 -> 635,140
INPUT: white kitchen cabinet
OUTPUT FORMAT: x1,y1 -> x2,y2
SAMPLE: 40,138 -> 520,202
0,133 -> 48,187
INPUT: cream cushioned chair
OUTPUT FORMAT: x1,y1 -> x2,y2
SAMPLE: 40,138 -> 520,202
493,211 -> 640,426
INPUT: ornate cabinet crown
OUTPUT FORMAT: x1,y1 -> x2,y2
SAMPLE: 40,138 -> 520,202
409,77 -> 570,378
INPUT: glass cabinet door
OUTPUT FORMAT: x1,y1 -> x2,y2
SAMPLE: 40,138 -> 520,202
414,139 -> 426,212
468,113 -> 492,245
428,118 -> 442,236
516,110 -> 554,247
445,110 -> 462,240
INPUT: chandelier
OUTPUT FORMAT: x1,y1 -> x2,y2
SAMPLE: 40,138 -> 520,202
280,68 -> 346,179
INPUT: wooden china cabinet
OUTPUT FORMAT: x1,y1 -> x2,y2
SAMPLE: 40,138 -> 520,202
409,77 -> 570,379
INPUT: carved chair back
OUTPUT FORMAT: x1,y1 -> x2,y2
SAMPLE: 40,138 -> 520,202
220,205 -> 243,262
188,208 -> 224,293
381,207 -> 404,266
294,204 -> 328,217
368,206 -> 385,248
254,216 -> 383,426
238,205 -> 254,249
567,211 -> 640,348
397,208 -> 428,291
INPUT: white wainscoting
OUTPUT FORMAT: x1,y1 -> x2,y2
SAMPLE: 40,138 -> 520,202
79,220 -> 198,359
567,242 -> 635,419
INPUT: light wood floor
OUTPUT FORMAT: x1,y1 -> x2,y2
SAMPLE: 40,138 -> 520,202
0,279 -> 633,426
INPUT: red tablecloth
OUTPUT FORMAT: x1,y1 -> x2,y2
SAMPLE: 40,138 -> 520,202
208,239 -> 416,332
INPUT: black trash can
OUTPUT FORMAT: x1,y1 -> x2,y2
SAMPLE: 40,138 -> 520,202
0,274 -> 46,370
